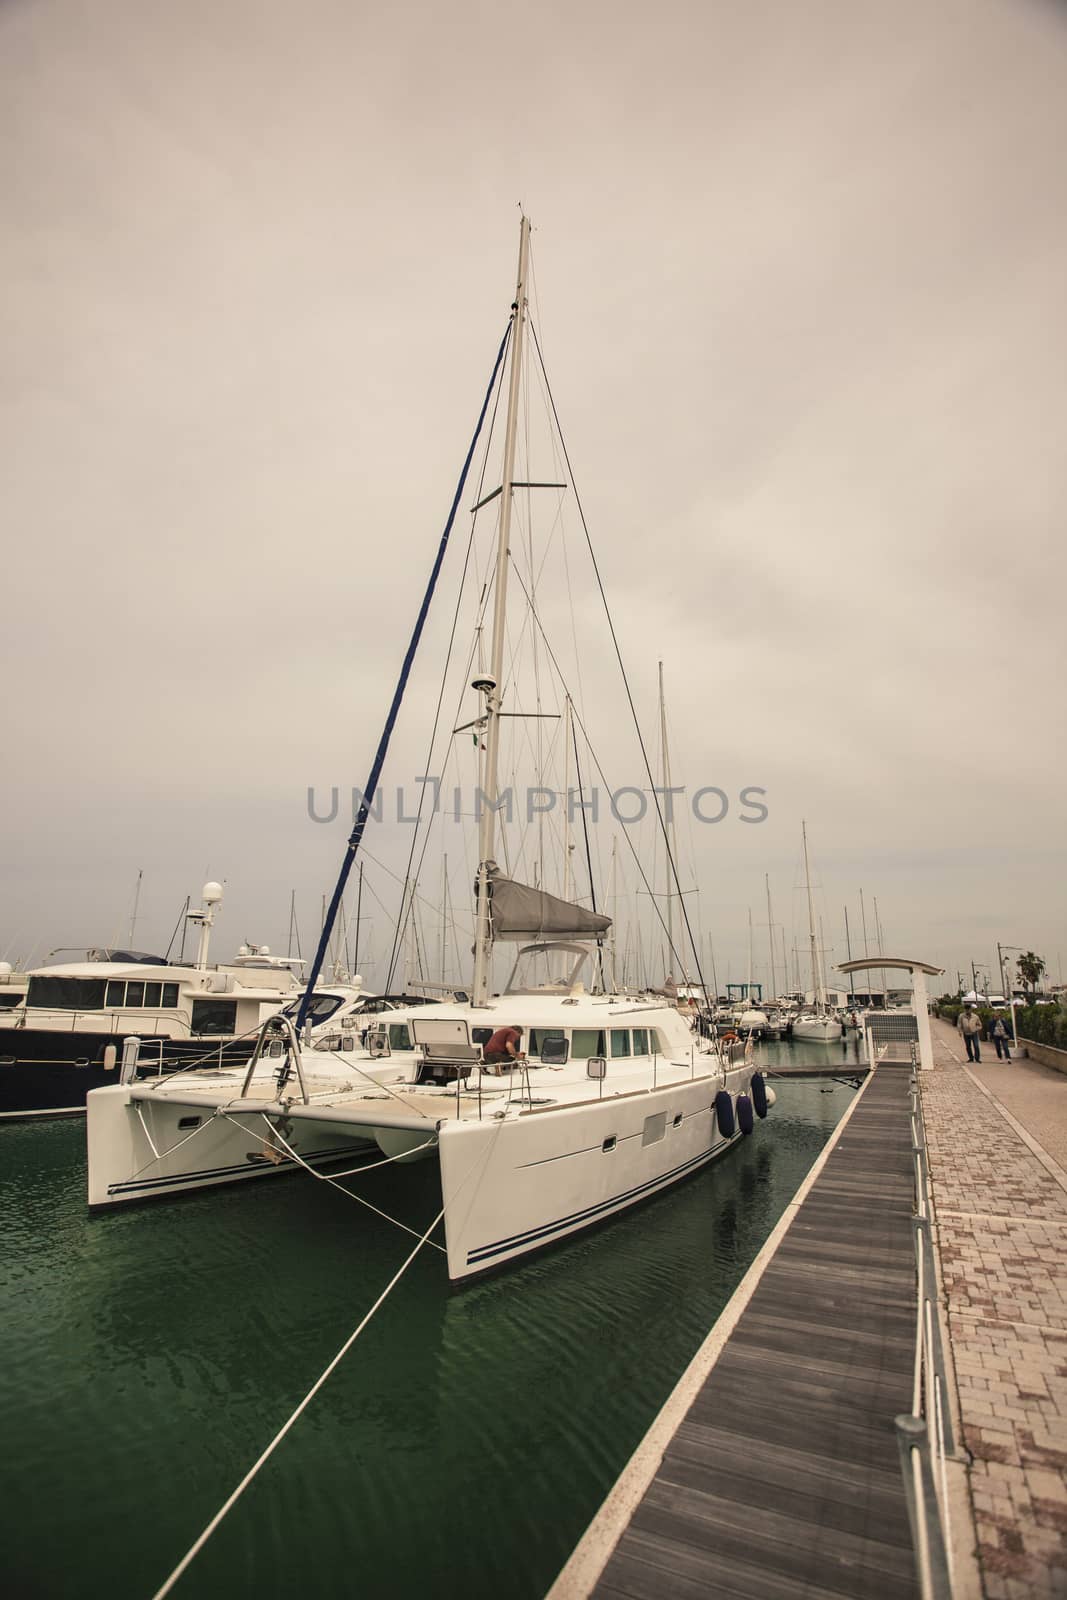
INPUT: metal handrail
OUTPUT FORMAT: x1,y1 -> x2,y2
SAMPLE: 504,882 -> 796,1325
895,1074 -> 957,1599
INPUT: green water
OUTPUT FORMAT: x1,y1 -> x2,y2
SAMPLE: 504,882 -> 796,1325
0,1073 -> 854,1599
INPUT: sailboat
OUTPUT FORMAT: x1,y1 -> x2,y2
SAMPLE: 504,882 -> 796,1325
791,821 -> 843,1043
85,217 -> 775,1281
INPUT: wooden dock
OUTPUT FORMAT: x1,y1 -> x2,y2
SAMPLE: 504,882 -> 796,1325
555,1064 -> 920,1600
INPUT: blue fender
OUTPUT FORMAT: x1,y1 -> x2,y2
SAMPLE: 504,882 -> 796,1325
736,1093 -> 754,1136
750,1070 -> 769,1119
714,1089 -> 735,1140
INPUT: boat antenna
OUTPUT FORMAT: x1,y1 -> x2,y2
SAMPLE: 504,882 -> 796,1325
472,213 -> 531,1008
293,315 -> 513,1035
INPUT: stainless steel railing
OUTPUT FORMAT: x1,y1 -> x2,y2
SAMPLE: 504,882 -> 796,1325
894,1075 -> 958,1599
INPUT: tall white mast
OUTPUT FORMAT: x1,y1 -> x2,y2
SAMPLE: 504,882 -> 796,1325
472,215 -> 531,1008
802,819 -> 822,1010
658,660 -> 679,973
608,836 -> 619,993
765,873 -> 778,1003
562,695 -> 574,903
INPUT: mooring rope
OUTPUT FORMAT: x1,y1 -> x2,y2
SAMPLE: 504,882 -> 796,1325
148,1203 -> 446,1600
147,1109 -> 508,1599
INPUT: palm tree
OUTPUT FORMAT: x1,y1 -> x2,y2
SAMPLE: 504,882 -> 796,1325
1016,951 -> 1046,1004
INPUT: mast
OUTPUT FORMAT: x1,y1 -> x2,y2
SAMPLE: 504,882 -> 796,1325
843,903 -> 853,1006
765,873 -> 777,1004
562,695 -> 574,903
658,660 -> 677,969
127,869 -> 143,948
608,837 -> 619,993
860,886 -> 871,1004
707,933 -> 720,1007
746,906 -> 754,1004
353,863 -> 363,978
874,895 -> 887,1002
472,214 -> 531,1008
802,820 -> 821,1011
440,855 -> 447,986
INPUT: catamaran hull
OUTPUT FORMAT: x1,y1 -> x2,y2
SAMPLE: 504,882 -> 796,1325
86,1086 -> 381,1208
438,1072 -> 749,1281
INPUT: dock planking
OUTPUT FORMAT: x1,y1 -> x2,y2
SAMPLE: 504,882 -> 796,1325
590,1065 -> 919,1600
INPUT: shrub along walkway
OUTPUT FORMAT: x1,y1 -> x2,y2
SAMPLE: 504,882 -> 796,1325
924,1017 -> 1067,1597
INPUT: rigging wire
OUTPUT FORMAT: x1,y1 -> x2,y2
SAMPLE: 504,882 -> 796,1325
294,319 -> 513,1035
382,335 -> 511,994
527,317 -> 710,999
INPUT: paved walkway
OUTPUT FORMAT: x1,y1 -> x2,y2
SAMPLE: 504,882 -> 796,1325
924,1018 -> 1067,1597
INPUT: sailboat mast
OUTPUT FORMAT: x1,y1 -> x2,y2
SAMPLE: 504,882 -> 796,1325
128,868 -> 143,948
562,696 -> 574,903
472,215 -> 531,1008
802,819 -> 821,1009
860,886 -> 871,1004
765,873 -> 777,1002
658,660 -> 678,969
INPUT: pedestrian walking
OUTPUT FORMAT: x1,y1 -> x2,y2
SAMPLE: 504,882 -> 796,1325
957,1004 -> 983,1062
990,1014 -> 1012,1061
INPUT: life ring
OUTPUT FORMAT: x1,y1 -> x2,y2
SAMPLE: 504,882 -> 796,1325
721,1029 -> 739,1044
714,1089 -> 735,1139
736,1093 -> 754,1136
751,1070 -> 768,1119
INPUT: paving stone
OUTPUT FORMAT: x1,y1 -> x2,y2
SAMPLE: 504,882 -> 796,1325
923,1020 -> 1067,1595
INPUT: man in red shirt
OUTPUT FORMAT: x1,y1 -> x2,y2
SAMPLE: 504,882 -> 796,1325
483,1025 -> 525,1070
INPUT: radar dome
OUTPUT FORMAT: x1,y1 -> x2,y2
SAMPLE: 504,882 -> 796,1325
202,881 -> 224,904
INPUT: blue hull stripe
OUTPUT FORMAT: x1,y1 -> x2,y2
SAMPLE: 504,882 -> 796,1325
466,1139 -> 731,1264
106,1140 -> 372,1197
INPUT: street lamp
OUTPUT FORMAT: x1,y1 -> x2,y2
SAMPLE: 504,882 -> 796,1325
998,943 -> 1022,1052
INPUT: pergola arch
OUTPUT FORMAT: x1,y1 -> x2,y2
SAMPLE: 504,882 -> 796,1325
837,957 -> 944,1070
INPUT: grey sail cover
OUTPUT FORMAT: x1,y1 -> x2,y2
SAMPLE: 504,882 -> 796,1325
487,870 -> 612,943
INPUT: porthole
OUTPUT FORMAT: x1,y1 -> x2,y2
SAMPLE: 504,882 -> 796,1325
602,1135 -> 617,1153
178,1116 -> 201,1130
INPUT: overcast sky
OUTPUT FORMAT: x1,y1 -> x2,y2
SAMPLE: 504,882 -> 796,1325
3,0 -> 1065,996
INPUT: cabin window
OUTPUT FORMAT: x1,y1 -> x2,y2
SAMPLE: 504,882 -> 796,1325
284,992 -> 344,1026
388,1023 -> 413,1051
25,977 -> 108,1011
104,979 -> 181,1009
631,1027 -> 649,1056
0,994 -> 21,1010
649,1028 -> 666,1054
191,999 -> 237,1036
571,1029 -> 606,1060
528,1028 -> 565,1059
609,1029 -> 631,1059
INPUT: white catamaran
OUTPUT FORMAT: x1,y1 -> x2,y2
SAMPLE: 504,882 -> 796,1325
86,218 -> 774,1281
